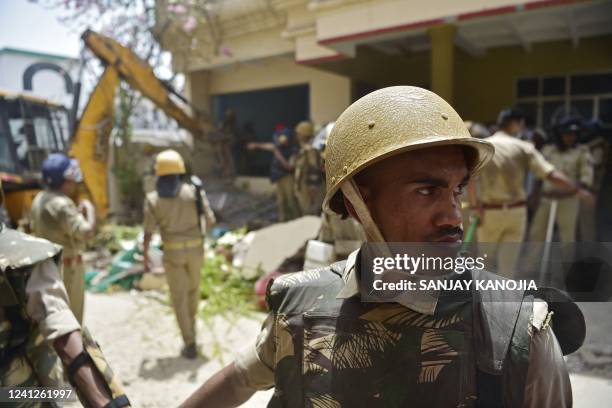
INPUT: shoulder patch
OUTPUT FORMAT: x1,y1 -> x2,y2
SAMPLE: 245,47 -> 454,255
530,300 -> 551,331
0,228 -> 61,272
529,287 -> 585,355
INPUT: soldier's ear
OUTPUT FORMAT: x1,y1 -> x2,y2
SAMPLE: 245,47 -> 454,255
343,194 -> 359,222
342,185 -> 372,224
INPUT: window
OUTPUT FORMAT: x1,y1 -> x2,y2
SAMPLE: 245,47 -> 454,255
516,72 -> 612,130
0,125 -> 18,173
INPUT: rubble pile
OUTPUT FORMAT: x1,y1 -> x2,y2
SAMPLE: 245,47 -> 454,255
202,179 -> 277,229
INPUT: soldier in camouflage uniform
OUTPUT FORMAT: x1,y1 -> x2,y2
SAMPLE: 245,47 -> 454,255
0,179 -> 130,408
30,153 -> 95,324
182,87 -> 584,407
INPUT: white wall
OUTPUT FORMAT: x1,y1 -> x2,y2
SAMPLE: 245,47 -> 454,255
0,51 -> 78,106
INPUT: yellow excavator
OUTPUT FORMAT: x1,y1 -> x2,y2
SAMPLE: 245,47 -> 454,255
0,30 -> 205,225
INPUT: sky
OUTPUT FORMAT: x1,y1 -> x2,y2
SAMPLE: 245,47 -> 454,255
0,0 -> 81,58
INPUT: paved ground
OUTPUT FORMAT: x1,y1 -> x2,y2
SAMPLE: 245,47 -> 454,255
569,302 -> 612,407
83,292 -> 612,407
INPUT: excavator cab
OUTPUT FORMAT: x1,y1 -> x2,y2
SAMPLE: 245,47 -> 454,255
0,90 -> 71,224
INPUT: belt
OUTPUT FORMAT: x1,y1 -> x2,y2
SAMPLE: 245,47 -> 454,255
63,255 -> 83,267
482,200 -> 526,210
163,238 -> 203,250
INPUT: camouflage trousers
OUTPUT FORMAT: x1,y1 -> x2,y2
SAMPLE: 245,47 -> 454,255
163,247 -> 203,345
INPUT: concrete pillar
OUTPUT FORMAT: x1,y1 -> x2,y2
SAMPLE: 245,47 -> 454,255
309,72 -> 351,125
185,70 -> 216,177
185,69 -> 211,113
429,24 -> 456,103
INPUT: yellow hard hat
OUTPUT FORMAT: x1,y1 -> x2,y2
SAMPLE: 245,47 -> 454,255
295,121 -> 314,142
324,86 -> 494,216
154,149 -> 186,176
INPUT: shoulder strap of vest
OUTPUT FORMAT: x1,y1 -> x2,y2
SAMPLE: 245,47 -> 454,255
266,261 -> 347,312
475,293 -> 533,408
471,269 -> 534,407
471,269 -> 526,374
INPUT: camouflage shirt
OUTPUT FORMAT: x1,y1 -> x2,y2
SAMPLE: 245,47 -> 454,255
235,250 -> 576,407
1,226 -> 80,395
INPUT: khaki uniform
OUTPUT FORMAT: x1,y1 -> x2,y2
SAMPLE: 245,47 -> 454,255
294,146 -> 325,215
1,226 -> 80,398
234,251 -> 577,407
318,212 -> 366,259
275,174 -> 301,222
529,144 -> 593,242
578,137 -> 609,241
476,131 -> 555,277
30,190 -> 93,323
143,183 -> 215,345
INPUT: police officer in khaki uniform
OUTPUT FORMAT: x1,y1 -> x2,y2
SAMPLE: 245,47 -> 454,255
529,116 -> 594,243
143,150 -> 215,359
182,87 -> 584,407
579,121 -> 610,241
468,109 -> 591,277
248,125 -> 301,222
293,121 -> 325,215
30,153 -> 95,324
0,179 -> 130,408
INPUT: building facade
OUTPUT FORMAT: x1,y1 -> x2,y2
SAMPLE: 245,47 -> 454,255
155,0 -> 612,176
0,47 -> 79,107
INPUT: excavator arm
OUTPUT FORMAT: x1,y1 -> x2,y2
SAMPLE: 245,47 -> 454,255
70,29 -> 205,219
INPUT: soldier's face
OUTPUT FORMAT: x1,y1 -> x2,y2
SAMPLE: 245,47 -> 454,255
61,180 -> 79,199
561,132 -> 577,147
356,146 -> 468,243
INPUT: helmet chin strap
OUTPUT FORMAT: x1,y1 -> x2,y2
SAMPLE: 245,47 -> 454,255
341,179 -> 386,243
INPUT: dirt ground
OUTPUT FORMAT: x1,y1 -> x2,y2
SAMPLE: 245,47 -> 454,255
83,291 -> 273,407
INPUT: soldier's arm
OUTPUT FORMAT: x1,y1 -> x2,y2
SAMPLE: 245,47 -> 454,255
521,302 -> 572,407
58,198 -> 95,241
200,190 -> 216,232
53,331 -> 112,407
181,362 -> 255,408
142,195 -> 157,271
527,144 -> 587,196
181,313 -> 276,407
546,170 -> 594,203
26,259 -> 114,407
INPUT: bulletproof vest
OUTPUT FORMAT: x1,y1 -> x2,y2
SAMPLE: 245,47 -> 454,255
0,225 -> 61,388
265,262 -> 584,408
